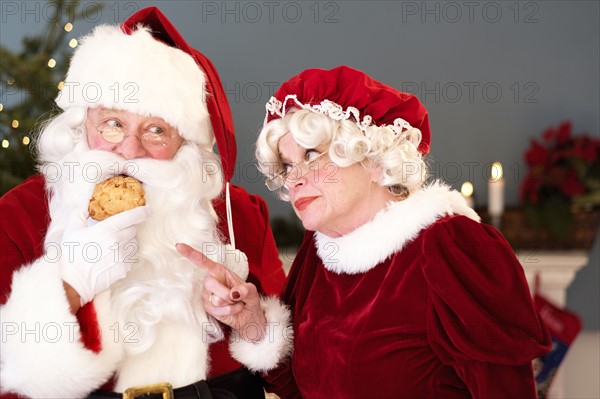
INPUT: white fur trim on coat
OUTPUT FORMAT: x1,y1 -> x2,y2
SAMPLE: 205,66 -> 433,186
0,260 -> 122,398
315,181 -> 480,274
229,296 -> 293,373
55,25 -> 213,147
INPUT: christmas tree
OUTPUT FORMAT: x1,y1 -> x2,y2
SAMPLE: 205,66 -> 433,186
0,0 -> 103,195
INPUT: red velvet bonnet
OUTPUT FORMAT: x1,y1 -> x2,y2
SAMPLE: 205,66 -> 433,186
265,66 -> 430,154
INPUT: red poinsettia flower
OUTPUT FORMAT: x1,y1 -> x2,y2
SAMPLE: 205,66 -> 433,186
556,121 -> 572,145
521,121 -> 599,239
573,135 -> 598,163
519,172 -> 541,203
541,121 -> 572,145
560,170 -> 586,197
547,165 -> 569,188
521,121 -> 600,205
542,126 -> 555,142
525,140 -> 549,167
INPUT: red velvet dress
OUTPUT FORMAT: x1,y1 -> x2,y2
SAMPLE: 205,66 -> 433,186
265,184 -> 551,399
0,175 -> 286,398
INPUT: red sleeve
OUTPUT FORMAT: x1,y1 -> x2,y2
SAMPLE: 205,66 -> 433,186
421,216 -> 552,399
0,219 -> 25,397
261,231 -> 316,399
0,175 -> 49,305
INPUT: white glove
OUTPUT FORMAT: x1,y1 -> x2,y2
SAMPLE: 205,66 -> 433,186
59,206 -> 150,305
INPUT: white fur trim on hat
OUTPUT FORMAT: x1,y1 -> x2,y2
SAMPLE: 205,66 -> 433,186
315,181 -> 481,274
55,24 -> 213,147
229,296 -> 293,373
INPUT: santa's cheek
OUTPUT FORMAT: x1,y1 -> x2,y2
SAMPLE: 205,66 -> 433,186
87,134 -> 111,151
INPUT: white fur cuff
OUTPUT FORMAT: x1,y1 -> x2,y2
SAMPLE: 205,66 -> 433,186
229,296 -> 293,373
0,259 -> 118,398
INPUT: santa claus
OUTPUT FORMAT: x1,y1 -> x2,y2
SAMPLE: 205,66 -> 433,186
0,7 -> 290,399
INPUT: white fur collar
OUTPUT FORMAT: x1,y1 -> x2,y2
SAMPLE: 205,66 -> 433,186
314,181 -> 480,274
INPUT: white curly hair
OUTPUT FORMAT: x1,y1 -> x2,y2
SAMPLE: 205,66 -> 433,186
256,108 -> 428,201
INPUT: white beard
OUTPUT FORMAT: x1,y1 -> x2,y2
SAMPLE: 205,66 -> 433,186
40,137 -> 237,385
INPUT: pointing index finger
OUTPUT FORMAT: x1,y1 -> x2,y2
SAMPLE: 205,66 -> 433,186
176,243 -> 221,275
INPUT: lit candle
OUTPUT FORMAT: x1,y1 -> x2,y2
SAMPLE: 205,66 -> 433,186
461,181 -> 475,208
488,162 -> 505,228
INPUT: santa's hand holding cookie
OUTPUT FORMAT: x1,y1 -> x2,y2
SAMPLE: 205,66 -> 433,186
60,204 -> 150,308
58,175 -> 149,309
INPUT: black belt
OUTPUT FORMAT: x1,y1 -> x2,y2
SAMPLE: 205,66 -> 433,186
87,367 -> 265,399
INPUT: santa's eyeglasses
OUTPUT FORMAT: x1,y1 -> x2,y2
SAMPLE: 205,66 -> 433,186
96,121 -> 176,150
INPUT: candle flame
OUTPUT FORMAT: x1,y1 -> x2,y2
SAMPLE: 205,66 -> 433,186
461,182 -> 474,197
491,162 -> 503,181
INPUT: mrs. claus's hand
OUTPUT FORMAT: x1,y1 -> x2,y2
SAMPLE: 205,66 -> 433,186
176,243 -> 267,342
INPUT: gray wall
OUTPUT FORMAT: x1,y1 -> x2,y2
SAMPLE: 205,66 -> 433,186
1,0 -> 598,328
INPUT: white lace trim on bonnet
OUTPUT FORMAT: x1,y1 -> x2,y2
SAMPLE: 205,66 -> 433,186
265,94 -> 419,139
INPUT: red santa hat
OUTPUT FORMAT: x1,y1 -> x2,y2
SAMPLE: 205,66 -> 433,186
265,66 -> 431,154
55,6 -> 237,181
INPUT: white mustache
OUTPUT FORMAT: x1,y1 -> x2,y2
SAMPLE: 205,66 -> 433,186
43,143 -> 220,192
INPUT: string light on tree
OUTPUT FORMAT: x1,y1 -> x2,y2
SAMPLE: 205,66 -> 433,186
0,1 -> 101,194
58,81 -> 65,90
2,140 -> 9,149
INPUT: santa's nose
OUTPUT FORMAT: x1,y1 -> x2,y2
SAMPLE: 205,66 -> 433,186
114,135 -> 148,159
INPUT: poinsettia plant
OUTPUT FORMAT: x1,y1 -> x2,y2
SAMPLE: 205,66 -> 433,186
520,121 -> 600,239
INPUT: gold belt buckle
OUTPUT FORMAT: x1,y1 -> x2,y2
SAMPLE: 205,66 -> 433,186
122,382 -> 174,399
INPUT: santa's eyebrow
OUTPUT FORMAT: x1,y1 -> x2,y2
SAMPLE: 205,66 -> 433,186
97,108 -> 125,117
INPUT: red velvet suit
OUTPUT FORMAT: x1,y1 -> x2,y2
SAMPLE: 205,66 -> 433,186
265,184 -> 551,399
0,175 -> 285,397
